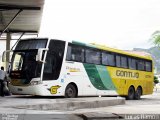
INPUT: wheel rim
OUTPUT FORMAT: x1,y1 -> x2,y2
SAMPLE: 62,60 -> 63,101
138,88 -> 142,96
137,90 -> 141,97
136,88 -> 142,99
128,87 -> 134,99
66,88 -> 74,97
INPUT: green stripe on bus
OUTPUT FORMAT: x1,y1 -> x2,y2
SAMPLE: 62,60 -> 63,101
96,65 -> 116,90
72,40 -> 86,46
83,63 -> 108,90
72,40 -> 97,49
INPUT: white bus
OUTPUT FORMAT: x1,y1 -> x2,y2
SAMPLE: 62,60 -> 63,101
5,38 -> 153,99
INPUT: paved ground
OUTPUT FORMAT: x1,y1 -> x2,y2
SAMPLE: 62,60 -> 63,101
70,91 -> 160,115
0,96 -> 124,113
0,95 -> 124,120
0,90 -> 160,120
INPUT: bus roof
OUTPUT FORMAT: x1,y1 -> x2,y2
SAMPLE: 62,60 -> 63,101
72,40 -> 152,60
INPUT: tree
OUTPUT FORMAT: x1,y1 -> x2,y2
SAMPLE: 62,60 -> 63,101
154,76 -> 159,84
152,31 -> 160,46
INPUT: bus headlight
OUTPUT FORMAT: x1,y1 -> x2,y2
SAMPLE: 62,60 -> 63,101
30,81 -> 42,85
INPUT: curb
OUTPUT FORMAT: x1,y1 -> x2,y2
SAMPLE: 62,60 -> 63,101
13,97 -> 125,111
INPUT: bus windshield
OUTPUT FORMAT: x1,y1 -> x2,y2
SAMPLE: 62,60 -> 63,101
10,50 -> 42,84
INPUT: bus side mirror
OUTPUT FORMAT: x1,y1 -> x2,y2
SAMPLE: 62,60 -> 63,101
2,50 -> 13,62
36,48 -> 48,62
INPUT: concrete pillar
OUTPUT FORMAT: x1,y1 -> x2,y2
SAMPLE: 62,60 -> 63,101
6,32 -> 11,70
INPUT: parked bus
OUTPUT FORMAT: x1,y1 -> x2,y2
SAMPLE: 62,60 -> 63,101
3,38 -> 154,99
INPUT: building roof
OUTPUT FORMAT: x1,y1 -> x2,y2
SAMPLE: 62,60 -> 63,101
0,0 -> 45,40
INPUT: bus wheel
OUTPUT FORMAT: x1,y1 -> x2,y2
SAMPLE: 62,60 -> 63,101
134,87 -> 142,100
65,84 -> 77,98
127,86 -> 135,100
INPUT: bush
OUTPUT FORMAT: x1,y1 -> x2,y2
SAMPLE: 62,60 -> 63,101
154,76 -> 159,84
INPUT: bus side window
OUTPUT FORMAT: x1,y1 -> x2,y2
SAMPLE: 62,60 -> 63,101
71,46 -> 84,62
121,56 -> 128,68
102,52 -> 108,65
146,61 -> 152,72
44,54 -> 53,73
102,52 -> 115,66
128,58 -> 136,70
137,60 -> 145,71
66,45 -> 72,61
116,55 -> 121,67
116,55 -> 128,68
66,44 -> 84,62
43,40 -> 65,80
85,49 -> 101,64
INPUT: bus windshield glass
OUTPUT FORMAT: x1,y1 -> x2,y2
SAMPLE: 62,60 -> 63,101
9,39 -> 48,85
10,50 -> 42,84
15,39 -> 47,50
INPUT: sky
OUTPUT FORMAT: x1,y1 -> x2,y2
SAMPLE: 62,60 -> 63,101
1,0 -> 160,56
39,0 -> 160,50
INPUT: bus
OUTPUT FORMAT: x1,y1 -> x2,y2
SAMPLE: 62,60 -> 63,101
4,38 -> 154,100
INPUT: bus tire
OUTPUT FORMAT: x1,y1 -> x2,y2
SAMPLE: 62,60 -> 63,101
134,87 -> 142,100
127,86 -> 135,100
65,84 -> 77,98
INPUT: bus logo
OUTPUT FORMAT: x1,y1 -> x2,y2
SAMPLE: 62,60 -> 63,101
50,85 -> 61,94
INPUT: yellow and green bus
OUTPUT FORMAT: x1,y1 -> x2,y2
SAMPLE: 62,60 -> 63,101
7,38 -> 154,100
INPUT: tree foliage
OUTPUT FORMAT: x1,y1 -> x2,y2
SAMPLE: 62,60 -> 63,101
152,31 -> 160,46
154,76 -> 159,84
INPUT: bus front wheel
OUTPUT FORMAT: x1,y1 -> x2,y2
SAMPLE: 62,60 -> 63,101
127,86 -> 135,100
65,84 -> 77,98
134,87 -> 142,100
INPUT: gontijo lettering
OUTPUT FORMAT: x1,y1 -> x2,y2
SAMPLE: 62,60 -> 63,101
116,70 -> 139,78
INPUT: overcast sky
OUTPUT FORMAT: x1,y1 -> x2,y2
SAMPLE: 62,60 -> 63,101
1,0 -> 160,56
39,0 -> 160,50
